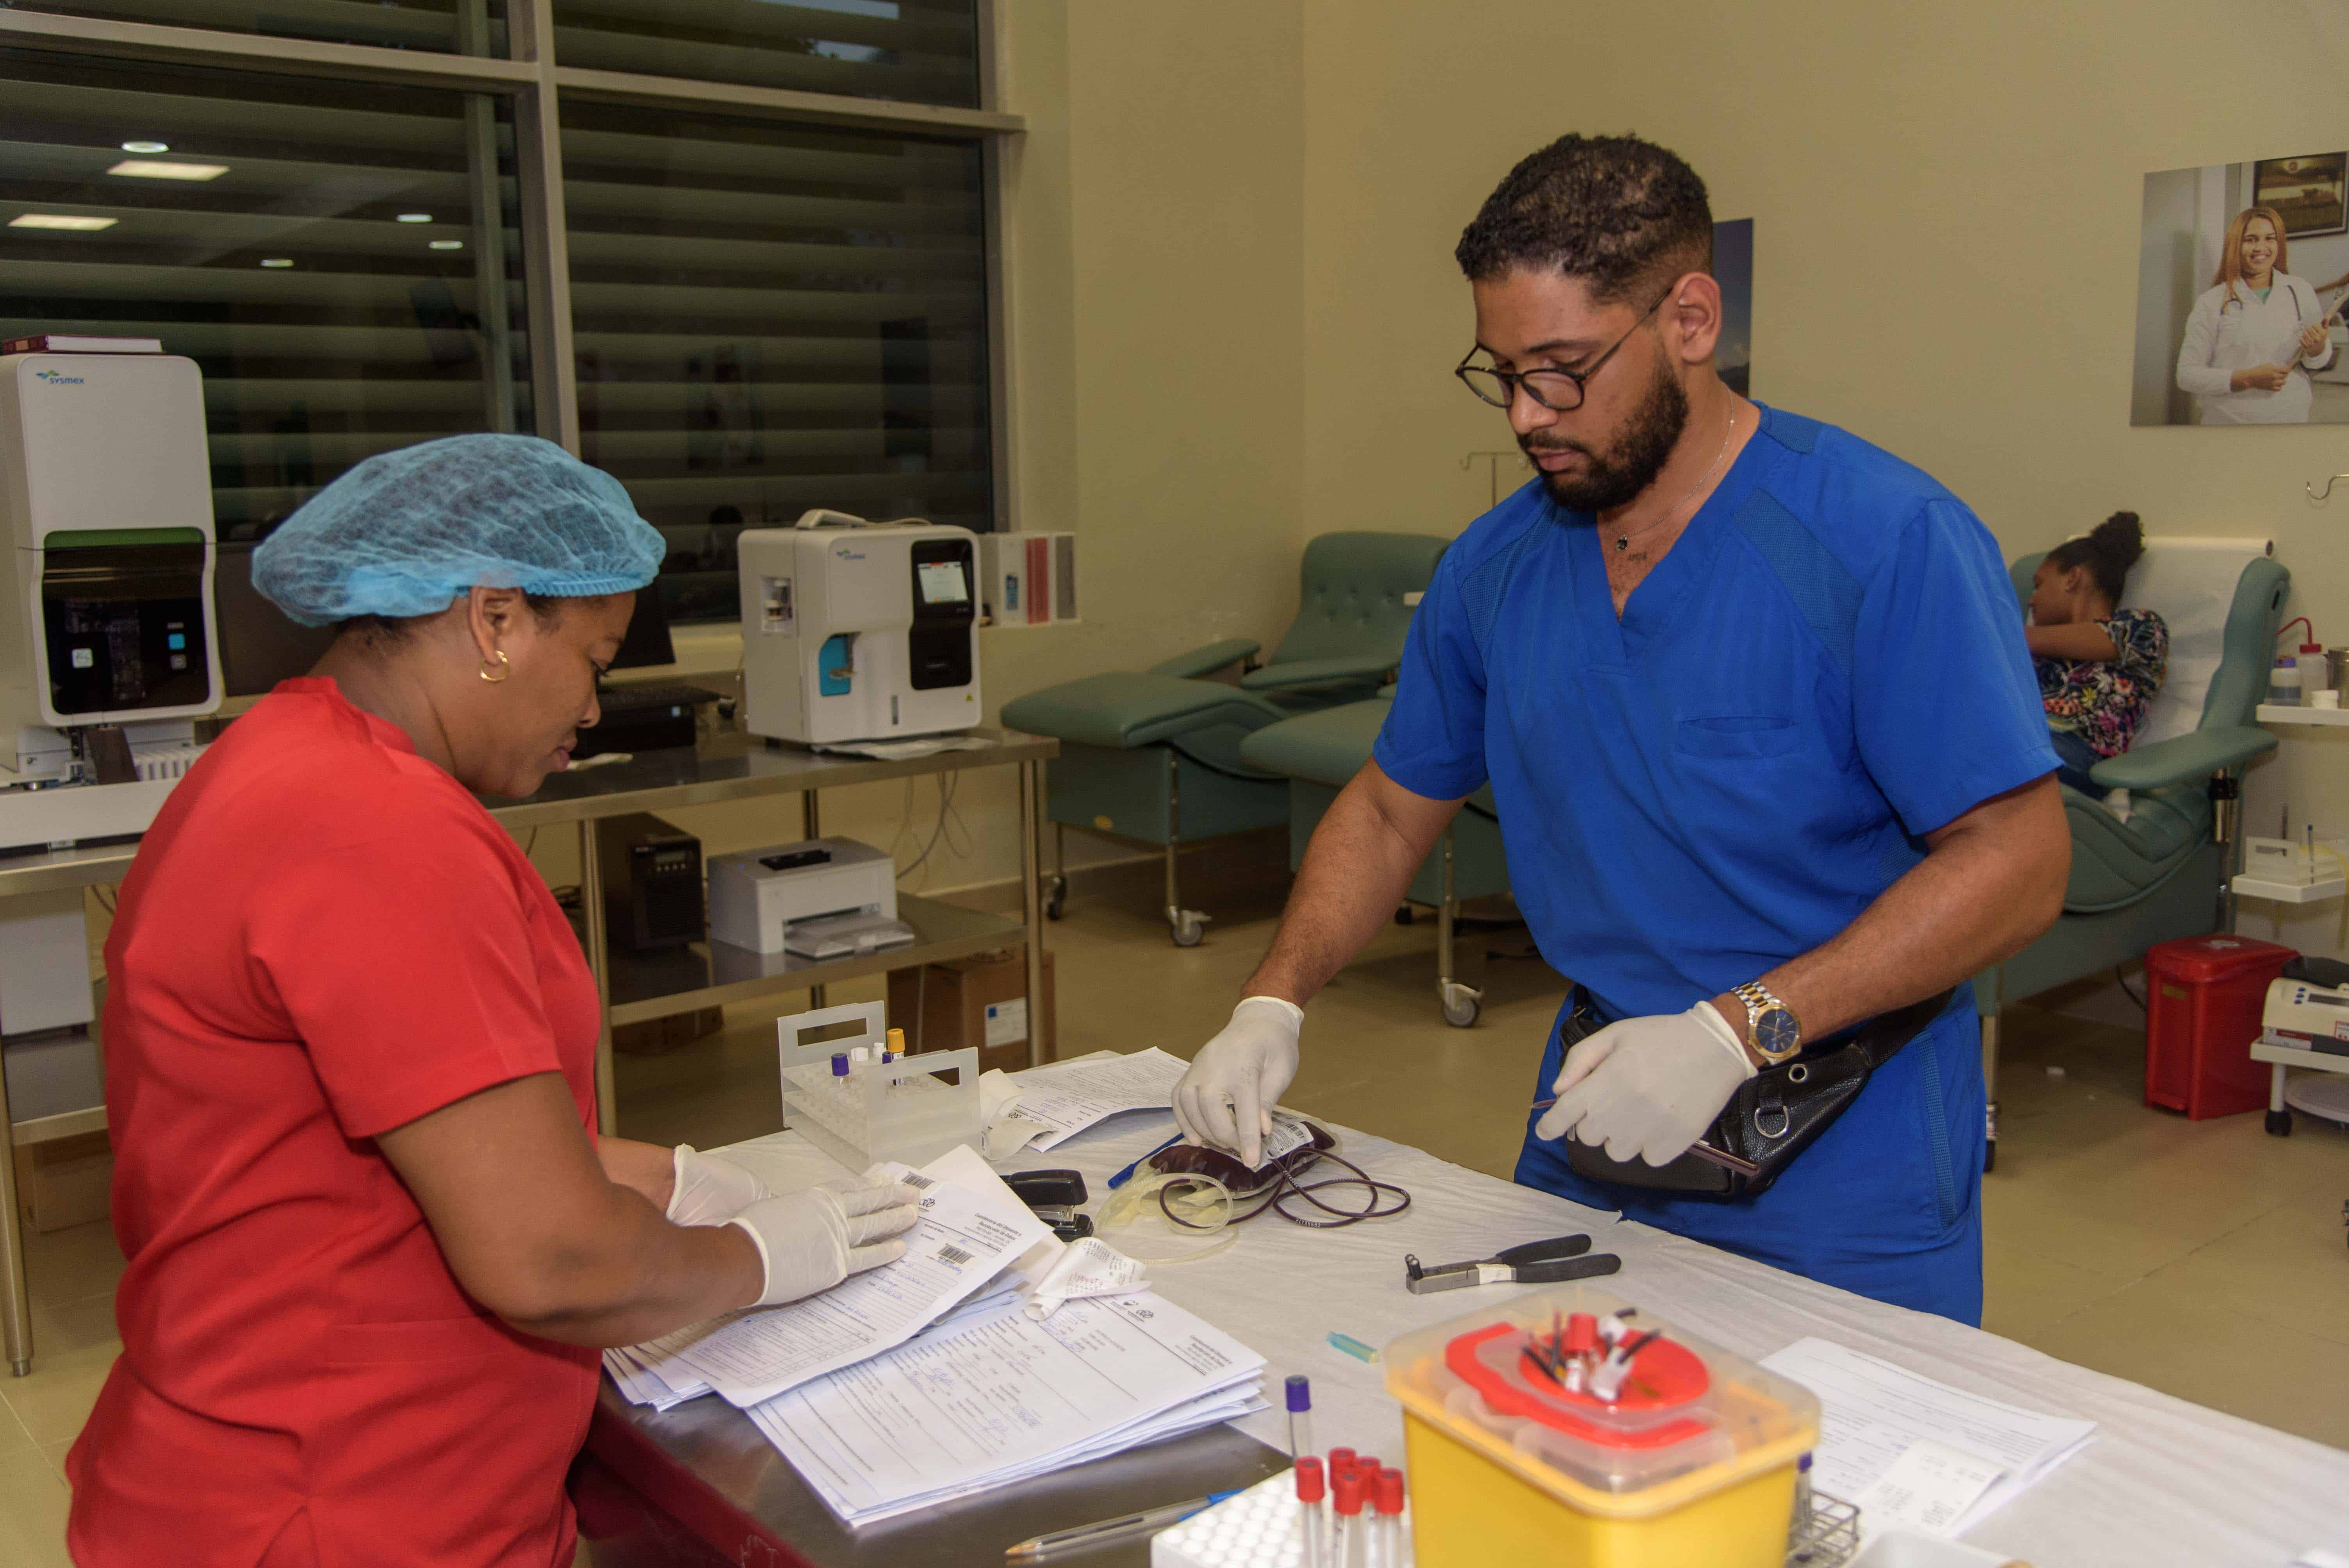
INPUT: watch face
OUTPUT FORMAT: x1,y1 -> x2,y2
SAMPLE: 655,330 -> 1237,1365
1755,1006 -> 1802,1058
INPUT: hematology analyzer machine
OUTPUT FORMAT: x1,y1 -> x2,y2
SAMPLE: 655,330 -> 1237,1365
738,510 -> 980,745
0,351 -> 222,850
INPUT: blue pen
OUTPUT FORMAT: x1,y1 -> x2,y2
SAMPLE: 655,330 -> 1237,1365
1003,1488 -> 1243,1560
1107,1132 -> 1184,1190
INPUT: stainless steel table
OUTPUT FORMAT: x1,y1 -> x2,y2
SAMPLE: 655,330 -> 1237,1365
0,721 -> 1058,1376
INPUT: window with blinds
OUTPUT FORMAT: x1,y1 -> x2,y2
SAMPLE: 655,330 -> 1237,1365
0,48 -> 531,544
563,99 -> 993,624
550,0 -> 978,107
9,1 -> 508,55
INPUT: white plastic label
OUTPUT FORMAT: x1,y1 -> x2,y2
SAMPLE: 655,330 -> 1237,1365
1255,1117 -> 1315,1167
984,998 -> 1028,1049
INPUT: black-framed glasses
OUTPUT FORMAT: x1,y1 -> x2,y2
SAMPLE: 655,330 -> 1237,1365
1454,283 -> 1677,412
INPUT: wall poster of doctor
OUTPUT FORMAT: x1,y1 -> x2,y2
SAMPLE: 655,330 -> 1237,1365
2133,151 -> 2349,426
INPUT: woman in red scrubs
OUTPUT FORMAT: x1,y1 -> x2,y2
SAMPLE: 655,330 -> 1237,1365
67,437 -> 918,1566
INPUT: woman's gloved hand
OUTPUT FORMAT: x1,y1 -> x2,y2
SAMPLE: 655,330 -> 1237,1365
727,1175 -> 923,1307
665,1145 -> 771,1227
1173,996 -> 1303,1169
1533,1002 -> 1755,1166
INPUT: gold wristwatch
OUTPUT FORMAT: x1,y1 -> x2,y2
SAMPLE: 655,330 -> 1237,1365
1731,981 -> 1804,1065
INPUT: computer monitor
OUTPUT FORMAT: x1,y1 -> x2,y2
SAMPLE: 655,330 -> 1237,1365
214,541 -> 337,698
611,579 -> 677,670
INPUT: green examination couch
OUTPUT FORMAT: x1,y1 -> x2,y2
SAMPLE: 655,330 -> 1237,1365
1000,532 -> 1449,945
1237,697 -> 1511,1025
1971,541 -> 2286,1169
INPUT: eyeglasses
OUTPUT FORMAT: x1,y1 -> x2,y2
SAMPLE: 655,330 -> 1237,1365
1454,283 -> 1677,412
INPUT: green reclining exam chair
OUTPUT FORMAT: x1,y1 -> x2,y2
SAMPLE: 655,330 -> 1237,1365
1972,541 -> 2286,1169
1001,532 -> 1449,946
1239,696 -> 1510,1025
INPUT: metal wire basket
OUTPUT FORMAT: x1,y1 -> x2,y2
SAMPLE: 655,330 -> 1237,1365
1788,1491 -> 1863,1567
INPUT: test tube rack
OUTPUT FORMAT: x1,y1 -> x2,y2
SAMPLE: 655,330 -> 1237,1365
776,1000 -> 978,1172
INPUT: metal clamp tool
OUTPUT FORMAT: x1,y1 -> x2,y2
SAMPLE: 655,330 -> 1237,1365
1403,1234 -> 1622,1294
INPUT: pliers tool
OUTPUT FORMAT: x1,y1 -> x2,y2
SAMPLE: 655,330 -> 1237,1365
1403,1234 -> 1622,1294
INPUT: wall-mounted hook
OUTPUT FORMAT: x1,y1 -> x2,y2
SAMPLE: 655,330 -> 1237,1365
2306,472 -> 2349,502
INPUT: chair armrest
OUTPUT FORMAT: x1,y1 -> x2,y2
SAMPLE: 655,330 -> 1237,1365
1239,653 -> 1399,691
2087,725 -> 2277,790
1148,638 -> 1260,680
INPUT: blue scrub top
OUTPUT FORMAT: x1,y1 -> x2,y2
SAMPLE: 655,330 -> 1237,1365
1373,405 -> 2057,1323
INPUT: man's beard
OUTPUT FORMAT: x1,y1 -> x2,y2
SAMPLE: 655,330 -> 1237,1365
1523,359 -> 1689,513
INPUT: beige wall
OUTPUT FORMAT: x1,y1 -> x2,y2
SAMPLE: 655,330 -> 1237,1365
1295,0 -> 2349,957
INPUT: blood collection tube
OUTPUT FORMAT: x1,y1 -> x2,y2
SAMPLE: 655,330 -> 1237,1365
1328,1446 -> 1356,1481
1372,1468 -> 1406,1568
885,1026 -> 905,1062
1294,1456 -> 1326,1568
830,1053 -> 849,1078
1331,1468 -> 1366,1568
1285,1374 -> 1314,1458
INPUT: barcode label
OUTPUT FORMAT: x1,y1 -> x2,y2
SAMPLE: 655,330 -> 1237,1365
936,1244 -> 975,1267
903,1172 -> 936,1189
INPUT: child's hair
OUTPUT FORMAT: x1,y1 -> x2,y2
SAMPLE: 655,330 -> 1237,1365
2045,511 -> 2144,606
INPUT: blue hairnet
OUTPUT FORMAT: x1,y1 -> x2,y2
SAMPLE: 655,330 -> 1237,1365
253,434 -> 665,627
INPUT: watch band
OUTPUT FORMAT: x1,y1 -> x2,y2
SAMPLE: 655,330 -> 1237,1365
1732,981 -> 1804,1064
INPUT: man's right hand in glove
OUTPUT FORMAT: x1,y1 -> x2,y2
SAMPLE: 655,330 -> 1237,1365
1172,996 -> 1303,1168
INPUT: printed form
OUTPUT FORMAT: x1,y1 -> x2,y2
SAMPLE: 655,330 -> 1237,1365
1000,1047 -> 1188,1149
636,1156 -> 1055,1409
750,1290 -> 1267,1525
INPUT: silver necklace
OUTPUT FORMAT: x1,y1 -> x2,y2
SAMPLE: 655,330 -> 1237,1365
1611,404 -> 1744,553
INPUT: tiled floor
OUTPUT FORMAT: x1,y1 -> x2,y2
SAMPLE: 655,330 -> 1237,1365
9,857 -> 2347,1564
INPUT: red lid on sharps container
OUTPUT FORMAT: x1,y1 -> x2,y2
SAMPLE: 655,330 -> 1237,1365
1294,1457 -> 1325,1503
1374,1469 -> 1405,1516
1332,1470 -> 1367,1517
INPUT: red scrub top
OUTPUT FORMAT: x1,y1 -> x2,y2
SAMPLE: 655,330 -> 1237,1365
67,678 -> 603,1568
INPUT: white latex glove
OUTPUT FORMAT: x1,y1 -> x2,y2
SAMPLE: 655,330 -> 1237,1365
1172,996 -> 1303,1169
1532,1002 -> 1756,1166
665,1145 -> 771,1227
727,1174 -> 922,1308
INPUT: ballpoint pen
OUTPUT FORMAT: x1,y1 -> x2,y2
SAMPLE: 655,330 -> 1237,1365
1107,1131 -> 1184,1190
1003,1489 -> 1243,1561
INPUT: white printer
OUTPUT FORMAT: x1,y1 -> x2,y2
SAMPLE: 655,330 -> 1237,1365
705,836 -> 914,959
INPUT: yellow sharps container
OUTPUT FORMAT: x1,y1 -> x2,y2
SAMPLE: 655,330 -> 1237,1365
1383,1286 -> 1819,1568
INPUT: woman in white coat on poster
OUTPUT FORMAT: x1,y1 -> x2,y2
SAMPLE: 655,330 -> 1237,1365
2176,205 -> 2338,424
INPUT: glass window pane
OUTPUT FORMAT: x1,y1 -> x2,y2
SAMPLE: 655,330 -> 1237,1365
563,100 -> 992,624
10,1 -> 508,56
0,48 -> 533,544
551,0 -> 978,109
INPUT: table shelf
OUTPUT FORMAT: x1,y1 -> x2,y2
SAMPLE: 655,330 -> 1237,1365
2256,703 -> 2349,726
604,894 -> 1027,1027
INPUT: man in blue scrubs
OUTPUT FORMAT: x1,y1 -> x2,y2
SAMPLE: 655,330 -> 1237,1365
1171,134 -> 2069,1324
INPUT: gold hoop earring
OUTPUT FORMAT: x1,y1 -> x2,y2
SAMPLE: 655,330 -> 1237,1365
478,650 -> 511,684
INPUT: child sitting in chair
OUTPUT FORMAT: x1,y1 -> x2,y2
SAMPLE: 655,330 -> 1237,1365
2028,511 -> 2169,795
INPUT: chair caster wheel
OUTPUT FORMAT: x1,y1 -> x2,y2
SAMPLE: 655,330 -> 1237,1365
2265,1108 -> 2293,1137
1395,906 -> 1415,925
1168,909 -> 1208,948
1440,982 -> 1482,1028
1044,876 -> 1067,921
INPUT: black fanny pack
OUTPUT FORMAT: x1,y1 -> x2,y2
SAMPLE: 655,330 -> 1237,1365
1564,989 -> 1955,1199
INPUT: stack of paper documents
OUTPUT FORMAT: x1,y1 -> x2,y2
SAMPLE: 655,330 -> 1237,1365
750,1289 -> 1267,1525
1760,1338 -> 2097,1540
996,1046 -> 1188,1151
603,1137 -> 1268,1526
604,1146 -> 1054,1410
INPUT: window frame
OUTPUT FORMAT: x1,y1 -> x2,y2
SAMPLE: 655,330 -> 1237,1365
0,0 -> 1025,576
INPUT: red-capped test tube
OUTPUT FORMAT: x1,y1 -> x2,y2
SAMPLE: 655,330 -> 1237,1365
1294,1456 -> 1327,1568
1370,1468 -> 1406,1568
1331,1468 -> 1366,1568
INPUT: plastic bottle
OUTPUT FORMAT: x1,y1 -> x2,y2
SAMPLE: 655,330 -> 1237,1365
2298,638 -> 2330,698
2271,656 -> 2303,707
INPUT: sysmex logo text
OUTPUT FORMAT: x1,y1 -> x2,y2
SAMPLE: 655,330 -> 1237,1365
31,370 -> 85,385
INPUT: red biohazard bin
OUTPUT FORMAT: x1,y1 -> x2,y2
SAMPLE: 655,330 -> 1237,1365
2142,935 -> 2296,1118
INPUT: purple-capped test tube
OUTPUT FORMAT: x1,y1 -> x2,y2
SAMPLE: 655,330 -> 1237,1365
831,1053 -> 850,1078
1285,1374 -> 1314,1459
